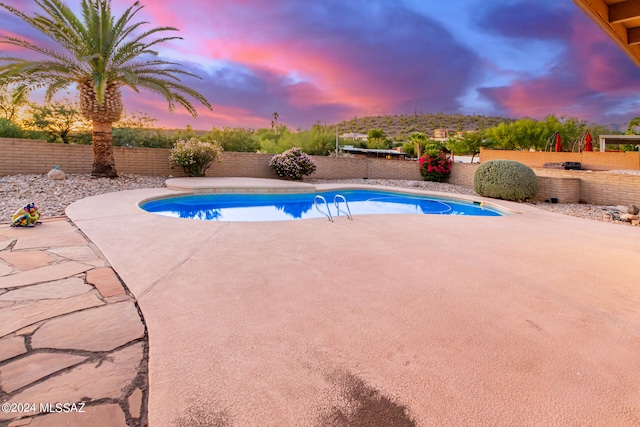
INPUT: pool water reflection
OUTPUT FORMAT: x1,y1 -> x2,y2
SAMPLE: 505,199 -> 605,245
141,189 -> 505,222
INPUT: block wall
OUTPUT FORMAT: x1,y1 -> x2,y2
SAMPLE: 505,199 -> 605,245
480,148 -> 640,171
534,169 -> 640,206
448,163 -> 477,187
0,138 -> 186,176
2,138 -> 637,206
535,176 -> 580,203
0,138 -> 422,180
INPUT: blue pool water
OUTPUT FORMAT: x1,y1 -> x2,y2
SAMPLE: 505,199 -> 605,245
141,190 -> 505,222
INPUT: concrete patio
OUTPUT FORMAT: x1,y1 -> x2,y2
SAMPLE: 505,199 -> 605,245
2,177 -> 639,426
58,178 -> 640,426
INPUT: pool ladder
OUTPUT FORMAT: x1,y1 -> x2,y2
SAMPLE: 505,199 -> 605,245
314,194 -> 353,222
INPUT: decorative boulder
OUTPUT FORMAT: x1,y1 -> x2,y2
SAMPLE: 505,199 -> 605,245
47,166 -> 66,180
628,204 -> 639,215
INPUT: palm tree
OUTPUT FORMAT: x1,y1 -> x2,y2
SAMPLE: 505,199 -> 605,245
0,0 -> 211,177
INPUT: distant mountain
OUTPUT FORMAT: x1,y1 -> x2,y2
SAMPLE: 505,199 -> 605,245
333,113 -> 515,142
602,122 -> 627,133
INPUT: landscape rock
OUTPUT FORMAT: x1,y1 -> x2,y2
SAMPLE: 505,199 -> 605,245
47,167 -> 66,180
628,204 -> 639,215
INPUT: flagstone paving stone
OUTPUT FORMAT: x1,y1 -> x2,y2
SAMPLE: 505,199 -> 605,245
86,267 -> 126,298
16,403 -> 128,427
0,352 -> 87,393
3,342 -> 143,410
105,294 -> 134,303
14,322 -> 43,336
128,387 -> 143,419
0,291 -> 104,338
31,302 -> 145,352
12,231 -> 88,250
0,239 -> 14,251
0,278 -> 92,301
0,251 -> 56,272
48,245 -> 101,263
0,261 -> 15,276
0,335 -> 26,363
0,261 -> 93,289
0,220 -> 73,239
0,220 -> 149,426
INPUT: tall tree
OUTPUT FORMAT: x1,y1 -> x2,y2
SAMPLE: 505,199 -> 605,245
24,99 -> 89,143
626,116 -> 640,135
0,0 -> 211,177
0,85 -> 28,121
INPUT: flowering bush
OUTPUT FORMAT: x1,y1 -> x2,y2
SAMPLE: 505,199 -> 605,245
169,138 -> 222,177
419,151 -> 452,182
269,147 -> 317,180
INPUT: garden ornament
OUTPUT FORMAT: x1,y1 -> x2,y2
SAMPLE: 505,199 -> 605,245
11,203 -> 41,227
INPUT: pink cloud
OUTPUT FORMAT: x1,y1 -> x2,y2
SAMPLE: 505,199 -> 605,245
480,7 -> 640,123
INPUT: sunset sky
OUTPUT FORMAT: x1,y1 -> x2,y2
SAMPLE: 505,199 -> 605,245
2,0 -> 640,130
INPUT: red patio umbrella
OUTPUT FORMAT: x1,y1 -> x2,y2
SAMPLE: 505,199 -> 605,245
584,131 -> 593,151
555,132 -> 562,152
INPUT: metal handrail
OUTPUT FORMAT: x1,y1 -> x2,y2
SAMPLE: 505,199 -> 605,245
314,195 -> 333,222
334,194 -> 353,220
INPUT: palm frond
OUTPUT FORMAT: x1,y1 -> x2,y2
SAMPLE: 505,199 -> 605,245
0,0 -> 210,116
0,36 -> 79,66
43,77 -> 72,102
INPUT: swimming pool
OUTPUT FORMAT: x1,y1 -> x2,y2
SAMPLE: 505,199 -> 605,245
141,189 -> 506,222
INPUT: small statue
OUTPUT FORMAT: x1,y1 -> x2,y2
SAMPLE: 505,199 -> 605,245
11,203 -> 41,227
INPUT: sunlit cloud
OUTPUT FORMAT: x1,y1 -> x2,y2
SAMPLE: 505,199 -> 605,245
2,0 -> 640,128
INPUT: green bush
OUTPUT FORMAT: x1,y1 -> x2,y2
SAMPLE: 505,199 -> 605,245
169,138 -> 222,177
0,118 -> 27,138
474,160 -> 539,201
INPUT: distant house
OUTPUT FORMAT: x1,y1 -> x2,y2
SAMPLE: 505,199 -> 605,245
340,145 -> 407,160
340,132 -> 368,142
432,128 -> 457,141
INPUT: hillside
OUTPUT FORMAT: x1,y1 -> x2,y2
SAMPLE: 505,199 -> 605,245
334,113 -> 514,142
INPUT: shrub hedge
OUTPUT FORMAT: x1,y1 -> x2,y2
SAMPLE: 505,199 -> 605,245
474,160 -> 539,201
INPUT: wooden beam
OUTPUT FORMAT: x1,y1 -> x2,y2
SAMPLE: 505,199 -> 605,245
573,0 -> 640,66
628,26 -> 640,44
609,0 -> 640,24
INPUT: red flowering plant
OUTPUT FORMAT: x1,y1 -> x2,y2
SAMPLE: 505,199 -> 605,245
419,150 -> 452,182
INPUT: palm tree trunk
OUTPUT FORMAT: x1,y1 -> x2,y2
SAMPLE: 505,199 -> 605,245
91,121 -> 117,178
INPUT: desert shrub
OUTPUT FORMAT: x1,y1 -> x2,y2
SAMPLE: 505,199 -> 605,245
0,118 -> 28,138
169,138 -> 222,177
474,160 -> 539,201
419,150 -> 452,182
269,147 -> 317,180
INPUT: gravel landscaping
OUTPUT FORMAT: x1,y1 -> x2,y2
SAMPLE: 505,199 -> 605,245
0,174 -> 626,225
